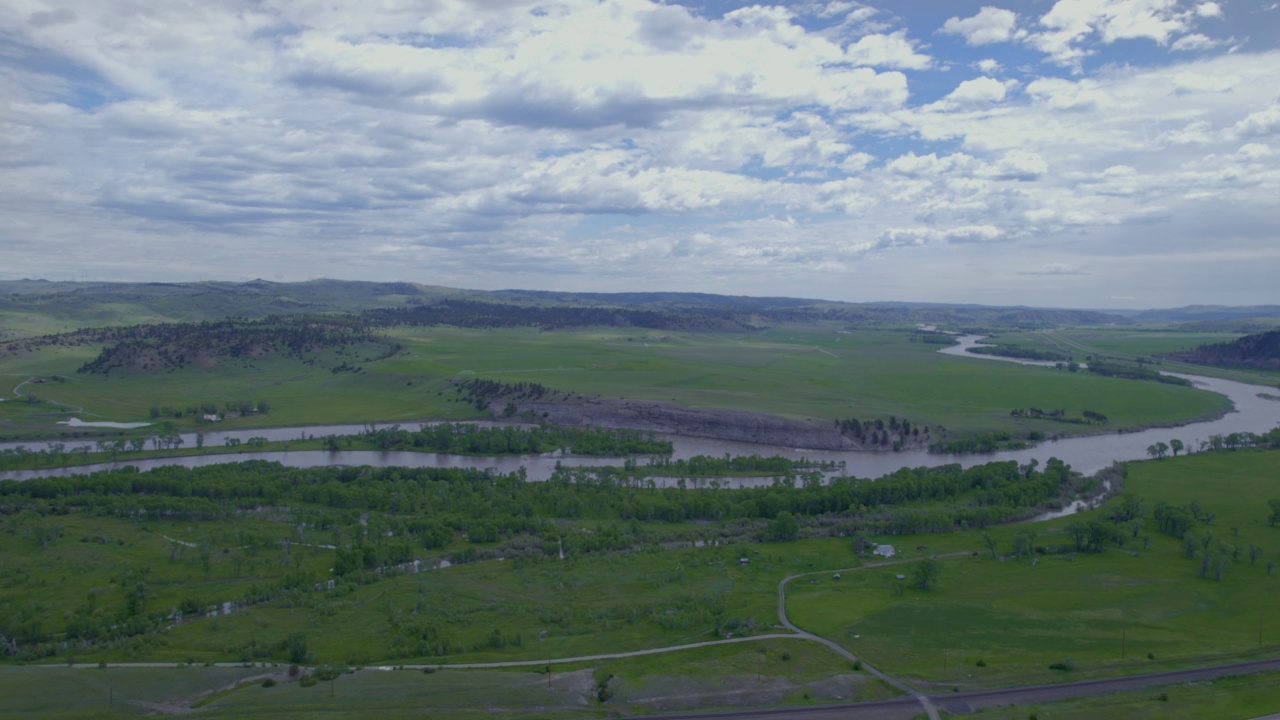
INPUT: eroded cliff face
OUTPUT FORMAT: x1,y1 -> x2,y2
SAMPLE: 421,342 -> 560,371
491,396 -> 931,452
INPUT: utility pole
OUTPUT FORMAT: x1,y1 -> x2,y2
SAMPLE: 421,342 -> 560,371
1122,627 -> 1126,658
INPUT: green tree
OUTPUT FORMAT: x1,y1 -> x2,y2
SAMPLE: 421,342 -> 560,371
287,633 -> 310,664
982,531 -> 998,559
912,559 -> 940,590
767,511 -> 799,541
1012,529 -> 1036,558
1169,438 -> 1184,456
1066,522 -> 1088,552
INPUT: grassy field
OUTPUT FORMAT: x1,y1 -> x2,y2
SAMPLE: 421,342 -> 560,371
0,639 -> 890,719
982,328 -> 1280,385
966,670 -> 1280,719
0,325 -> 1233,443
3,451 -> 1280,717
786,449 -> 1280,688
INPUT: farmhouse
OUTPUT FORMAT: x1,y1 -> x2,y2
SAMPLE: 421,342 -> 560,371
873,544 -> 896,558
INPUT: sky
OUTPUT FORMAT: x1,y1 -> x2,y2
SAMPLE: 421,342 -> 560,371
1,0 -> 1278,309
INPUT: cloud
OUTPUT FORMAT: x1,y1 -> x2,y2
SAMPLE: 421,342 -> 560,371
0,0 -> 1276,306
28,8 -> 77,28
940,7 -> 1023,46
1195,2 -> 1223,18
1171,33 -> 1228,51
843,30 -> 933,70
940,76 -> 1014,106
1026,0 -> 1212,67
1023,262 -> 1088,275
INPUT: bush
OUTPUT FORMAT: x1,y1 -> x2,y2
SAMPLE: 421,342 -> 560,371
1048,658 -> 1075,671
299,676 -> 318,688
975,658 -> 987,667
262,678 -> 276,688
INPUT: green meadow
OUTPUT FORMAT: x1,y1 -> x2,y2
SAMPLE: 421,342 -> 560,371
2,325 -> 1231,443
786,449 -> 1280,688
982,327 -> 1280,385
966,670 -> 1280,719
0,639 -> 889,720
3,449 -> 1280,716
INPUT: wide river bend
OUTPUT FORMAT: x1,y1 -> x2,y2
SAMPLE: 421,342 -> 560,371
3,336 -> 1277,485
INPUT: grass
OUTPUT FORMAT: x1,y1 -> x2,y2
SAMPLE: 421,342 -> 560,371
786,449 -> 1280,688
0,665 -> 266,719
4,449 -> 1280,715
985,328 -> 1280,386
965,669 -> 1280,719
0,640 -> 892,719
0,325 -> 1233,443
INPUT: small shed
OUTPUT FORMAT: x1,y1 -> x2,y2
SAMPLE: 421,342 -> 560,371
739,557 -> 749,565
873,544 -> 896,558
832,573 -> 841,580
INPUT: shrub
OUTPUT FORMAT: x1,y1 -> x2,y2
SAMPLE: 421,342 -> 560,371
262,678 -> 276,688
1048,658 -> 1075,671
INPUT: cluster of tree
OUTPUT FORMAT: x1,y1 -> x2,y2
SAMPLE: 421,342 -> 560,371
969,345 -> 1071,362
909,332 -> 957,345
0,457 -> 1079,547
1162,329 -> 1280,371
149,400 -> 268,420
835,416 -> 927,450
74,314 -> 392,374
0,453 -> 1094,658
454,379 -> 557,412
353,422 -> 672,456
638,454 -> 837,477
1085,359 -> 1192,386
929,431 -> 1035,454
1198,430 -> 1280,452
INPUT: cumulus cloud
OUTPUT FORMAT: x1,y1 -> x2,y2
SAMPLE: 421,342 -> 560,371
940,76 -> 1014,106
843,30 -> 933,69
0,0 -> 1274,306
940,7 -> 1023,46
1026,0 -> 1217,67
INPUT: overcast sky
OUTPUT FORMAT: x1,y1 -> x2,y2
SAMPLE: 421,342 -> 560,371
2,1 -> 1278,308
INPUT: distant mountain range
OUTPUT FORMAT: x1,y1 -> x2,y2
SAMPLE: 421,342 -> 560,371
2,279 -> 1278,332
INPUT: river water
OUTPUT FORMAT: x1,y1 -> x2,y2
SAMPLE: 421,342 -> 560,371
2,337 -> 1277,484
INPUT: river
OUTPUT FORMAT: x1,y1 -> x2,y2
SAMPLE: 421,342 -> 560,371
2,336 -> 1277,484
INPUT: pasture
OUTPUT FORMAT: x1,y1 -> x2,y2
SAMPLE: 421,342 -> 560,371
2,325 -> 1232,444
786,449 -> 1280,687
